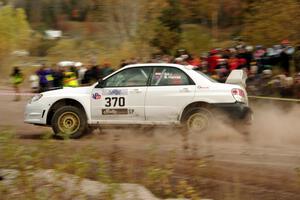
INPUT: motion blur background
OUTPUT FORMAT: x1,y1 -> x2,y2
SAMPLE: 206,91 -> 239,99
1,0 -> 300,75
1,1 -> 300,200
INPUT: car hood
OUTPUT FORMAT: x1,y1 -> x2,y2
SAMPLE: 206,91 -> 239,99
42,86 -> 93,96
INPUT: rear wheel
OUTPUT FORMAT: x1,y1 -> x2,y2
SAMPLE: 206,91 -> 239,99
183,108 -> 213,133
51,106 -> 88,139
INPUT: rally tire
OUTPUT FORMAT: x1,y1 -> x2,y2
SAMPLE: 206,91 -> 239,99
182,107 -> 213,134
51,106 -> 88,139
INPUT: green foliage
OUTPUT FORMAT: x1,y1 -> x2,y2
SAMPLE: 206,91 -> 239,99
47,37 -> 151,67
151,23 -> 181,54
6,0 -> 300,65
159,0 -> 182,33
151,0 -> 182,54
47,39 -> 104,62
179,24 -> 213,54
0,6 -> 31,58
242,0 -> 300,45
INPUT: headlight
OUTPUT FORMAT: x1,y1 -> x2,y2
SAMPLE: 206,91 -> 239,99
30,94 -> 43,103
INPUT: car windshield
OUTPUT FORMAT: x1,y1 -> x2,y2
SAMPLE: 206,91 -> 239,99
194,70 -> 218,83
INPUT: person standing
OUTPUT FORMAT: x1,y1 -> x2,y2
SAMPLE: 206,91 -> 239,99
63,66 -> 79,87
207,49 -> 220,74
52,64 -> 64,88
36,65 -> 49,92
280,40 -> 294,76
77,63 -> 87,84
101,62 -> 114,78
10,67 -> 23,101
294,44 -> 300,73
29,73 -> 39,93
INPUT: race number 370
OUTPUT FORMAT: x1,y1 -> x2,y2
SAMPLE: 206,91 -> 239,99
105,97 -> 125,107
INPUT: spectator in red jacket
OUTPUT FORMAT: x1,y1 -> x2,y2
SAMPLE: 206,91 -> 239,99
208,49 -> 220,73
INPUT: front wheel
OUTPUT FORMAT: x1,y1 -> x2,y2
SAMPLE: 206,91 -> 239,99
51,106 -> 88,139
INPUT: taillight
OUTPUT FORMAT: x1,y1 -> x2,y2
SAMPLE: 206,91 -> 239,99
232,88 -> 246,102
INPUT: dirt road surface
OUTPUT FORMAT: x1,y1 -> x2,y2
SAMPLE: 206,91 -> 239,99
0,91 -> 300,200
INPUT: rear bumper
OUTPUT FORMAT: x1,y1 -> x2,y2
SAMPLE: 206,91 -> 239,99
214,102 -> 253,122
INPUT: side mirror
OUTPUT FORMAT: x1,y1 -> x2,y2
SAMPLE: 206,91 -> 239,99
96,79 -> 105,88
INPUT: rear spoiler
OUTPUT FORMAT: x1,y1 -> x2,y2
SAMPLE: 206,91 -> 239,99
225,70 -> 247,88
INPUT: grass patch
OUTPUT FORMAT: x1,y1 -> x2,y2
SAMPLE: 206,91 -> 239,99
0,129 -> 208,199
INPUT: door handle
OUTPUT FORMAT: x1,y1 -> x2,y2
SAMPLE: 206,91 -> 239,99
133,89 -> 142,93
180,88 -> 190,92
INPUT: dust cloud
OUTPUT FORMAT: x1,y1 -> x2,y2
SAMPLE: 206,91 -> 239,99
89,101 -> 300,151
249,101 -> 300,146
175,101 -> 300,149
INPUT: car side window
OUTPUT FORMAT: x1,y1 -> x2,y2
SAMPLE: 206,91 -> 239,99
150,67 -> 193,86
104,67 -> 151,87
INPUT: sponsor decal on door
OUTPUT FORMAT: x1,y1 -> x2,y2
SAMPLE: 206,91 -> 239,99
102,108 -> 134,115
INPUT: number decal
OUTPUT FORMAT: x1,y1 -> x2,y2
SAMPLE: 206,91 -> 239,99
112,97 -> 118,107
105,97 -> 126,107
105,97 -> 111,107
119,97 -> 125,107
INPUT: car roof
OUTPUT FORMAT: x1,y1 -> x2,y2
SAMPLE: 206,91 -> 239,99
100,63 -> 196,83
122,63 -> 190,70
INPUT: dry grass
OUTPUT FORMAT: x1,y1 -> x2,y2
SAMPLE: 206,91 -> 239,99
0,129 -> 207,200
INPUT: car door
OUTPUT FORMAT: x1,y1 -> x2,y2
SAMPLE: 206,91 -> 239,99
145,66 -> 196,122
91,67 -> 151,123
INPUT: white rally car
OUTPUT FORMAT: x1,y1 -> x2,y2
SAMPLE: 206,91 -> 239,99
24,63 -> 252,138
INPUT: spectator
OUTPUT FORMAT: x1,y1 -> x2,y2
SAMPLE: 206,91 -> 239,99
36,65 -> 49,92
82,64 -> 101,85
294,44 -> 300,73
63,65 -> 79,87
78,63 -> 88,84
208,49 -> 220,74
188,54 -> 201,68
228,55 -> 239,71
246,65 -> 260,95
10,67 -> 23,101
294,73 -> 300,98
280,40 -> 294,76
280,48 -> 291,75
52,65 -> 64,88
280,76 -> 294,98
101,62 -> 114,78
29,73 -> 39,93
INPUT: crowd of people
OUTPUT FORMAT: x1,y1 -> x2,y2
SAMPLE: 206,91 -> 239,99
10,40 -> 300,99
27,62 -> 114,93
188,40 -> 300,98
118,40 -> 300,98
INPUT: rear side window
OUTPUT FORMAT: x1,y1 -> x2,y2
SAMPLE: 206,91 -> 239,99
150,67 -> 193,86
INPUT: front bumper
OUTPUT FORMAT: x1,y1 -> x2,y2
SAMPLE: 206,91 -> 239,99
214,102 -> 253,122
24,102 -> 48,125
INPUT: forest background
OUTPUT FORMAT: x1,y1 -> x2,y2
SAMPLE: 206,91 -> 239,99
0,0 -> 299,75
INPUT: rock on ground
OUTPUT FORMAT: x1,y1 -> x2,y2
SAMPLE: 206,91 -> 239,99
0,169 -> 202,200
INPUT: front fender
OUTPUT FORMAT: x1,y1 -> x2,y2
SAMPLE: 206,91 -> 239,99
45,95 -> 92,124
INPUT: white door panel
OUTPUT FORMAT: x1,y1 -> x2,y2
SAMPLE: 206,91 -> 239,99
91,87 -> 146,121
145,67 -> 196,122
146,86 -> 195,121
91,66 -> 151,122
